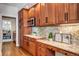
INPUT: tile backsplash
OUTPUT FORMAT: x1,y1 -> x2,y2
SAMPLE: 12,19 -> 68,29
32,23 -> 79,46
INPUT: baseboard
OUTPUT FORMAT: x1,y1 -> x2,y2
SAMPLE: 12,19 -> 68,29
16,43 -> 20,47
2,39 -> 14,42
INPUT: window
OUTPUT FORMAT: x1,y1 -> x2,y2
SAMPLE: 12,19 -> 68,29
2,20 -> 11,31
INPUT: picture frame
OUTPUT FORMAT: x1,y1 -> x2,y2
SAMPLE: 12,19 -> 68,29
62,34 -> 72,44
54,33 -> 62,42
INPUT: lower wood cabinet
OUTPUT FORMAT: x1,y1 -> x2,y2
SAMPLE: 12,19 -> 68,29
23,36 -> 29,51
37,45 -> 47,56
36,42 -> 55,56
22,36 -> 78,56
29,41 -> 36,56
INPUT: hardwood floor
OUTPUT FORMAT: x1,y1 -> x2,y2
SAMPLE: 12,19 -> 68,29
2,42 -> 32,56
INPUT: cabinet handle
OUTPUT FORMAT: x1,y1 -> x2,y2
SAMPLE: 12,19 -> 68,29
64,53 -> 67,55
64,12 -> 68,21
45,17 -> 48,23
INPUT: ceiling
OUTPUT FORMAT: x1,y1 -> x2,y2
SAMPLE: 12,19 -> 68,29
0,3 -> 36,10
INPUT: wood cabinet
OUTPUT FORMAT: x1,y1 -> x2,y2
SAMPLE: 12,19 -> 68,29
55,3 -> 79,24
18,9 -> 24,48
35,3 -> 41,26
38,46 -> 47,56
29,3 -> 79,26
27,3 -> 79,27
29,39 -> 36,56
18,8 -> 32,48
23,36 -> 29,51
23,36 -> 79,56
28,7 -> 35,18
37,42 -> 47,56
55,3 -> 66,24
54,47 -> 78,56
37,42 -> 55,56
36,3 -> 56,26
45,3 -> 56,25
40,3 -> 46,26
66,4 -> 79,23
23,36 -> 37,56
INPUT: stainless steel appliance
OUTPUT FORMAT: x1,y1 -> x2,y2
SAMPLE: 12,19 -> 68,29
27,17 -> 36,27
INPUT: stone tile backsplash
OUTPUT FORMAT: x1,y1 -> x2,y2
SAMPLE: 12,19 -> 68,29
32,23 -> 79,46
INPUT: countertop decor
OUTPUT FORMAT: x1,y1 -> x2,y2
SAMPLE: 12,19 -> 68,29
48,32 -> 53,41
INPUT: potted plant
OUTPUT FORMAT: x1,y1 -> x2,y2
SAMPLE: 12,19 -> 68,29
48,32 -> 53,41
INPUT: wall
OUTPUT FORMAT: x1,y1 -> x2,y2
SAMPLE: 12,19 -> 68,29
0,4 -> 18,17
0,15 -> 2,42
0,4 -> 19,46
32,23 -> 79,46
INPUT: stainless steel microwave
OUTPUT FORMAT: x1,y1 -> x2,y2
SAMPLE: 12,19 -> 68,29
27,17 -> 36,27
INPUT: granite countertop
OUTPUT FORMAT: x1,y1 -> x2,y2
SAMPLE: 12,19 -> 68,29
36,39 -> 79,55
0,42 -> 2,56
24,35 -> 44,39
24,35 -> 79,55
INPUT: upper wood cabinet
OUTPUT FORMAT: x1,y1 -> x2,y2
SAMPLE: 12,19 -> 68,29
45,3 -> 56,25
28,7 -> 35,18
67,4 -> 79,23
27,3 -> 79,27
35,3 -> 41,26
55,3 -> 79,24
40,3 -> 46,26
55,3 -> 66,24
39,3 -> 56,26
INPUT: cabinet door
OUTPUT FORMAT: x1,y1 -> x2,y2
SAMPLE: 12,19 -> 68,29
64,3 -> 78,23
35,4 -> 41,26
40,47 -> 47,56
28,8 -> 35,18
24,27 -> 32,34
68,4 -> 78,23
56,3 -> 66,24
23,36 -> 29,51
37,46 -> 41,56
29,41 -> 36,56
37,46 -> 46,56
46,3 -> 56,25
40,3 -> 46,26
23,10 -> 28,27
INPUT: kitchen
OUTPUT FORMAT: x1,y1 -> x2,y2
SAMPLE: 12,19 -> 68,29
18,3 -> 79,56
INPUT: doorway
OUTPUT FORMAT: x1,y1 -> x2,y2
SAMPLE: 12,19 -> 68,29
2,16 -> 16,42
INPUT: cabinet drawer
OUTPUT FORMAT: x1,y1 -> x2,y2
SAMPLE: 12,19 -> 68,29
45,44 -> 52,49
55,48 -> 77,56
37,42 -> 46,48
56,49 -> 68,55
29,38 -> 36,42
